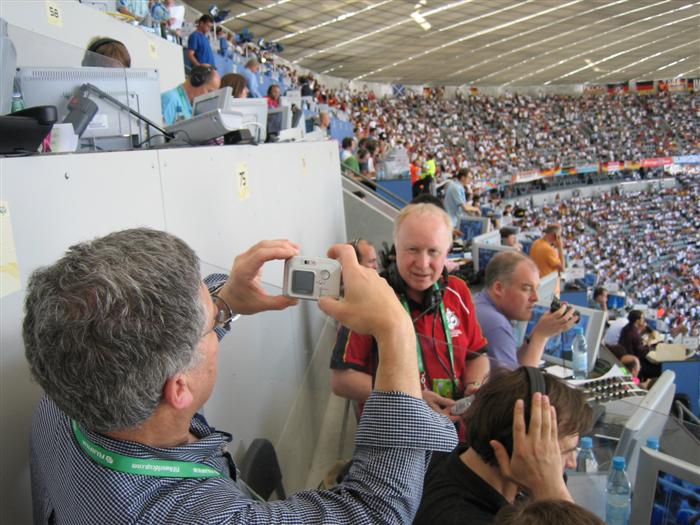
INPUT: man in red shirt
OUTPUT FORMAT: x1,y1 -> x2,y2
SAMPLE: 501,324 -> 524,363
331,203 -> 488,418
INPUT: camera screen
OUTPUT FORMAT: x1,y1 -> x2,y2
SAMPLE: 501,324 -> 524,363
291,270 -> 315,295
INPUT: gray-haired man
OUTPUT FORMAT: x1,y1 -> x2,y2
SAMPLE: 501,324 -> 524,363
24,228 -> 456,524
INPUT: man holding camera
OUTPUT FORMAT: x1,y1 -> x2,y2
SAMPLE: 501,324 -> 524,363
24,228 -> 457,524
331,203 -> 488,418
475,251 -> 577,369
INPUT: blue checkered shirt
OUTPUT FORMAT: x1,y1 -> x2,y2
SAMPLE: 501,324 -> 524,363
29,274 -> 458,524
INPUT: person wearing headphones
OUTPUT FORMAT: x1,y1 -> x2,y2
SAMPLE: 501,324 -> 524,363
82,37 -> 131,68
331,203 -> 488,418
414,367 -> 592,525
160,65 -> 221,126
348,238 -> 378,271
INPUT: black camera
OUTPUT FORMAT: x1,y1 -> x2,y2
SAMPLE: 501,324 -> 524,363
550,297 -> 581,323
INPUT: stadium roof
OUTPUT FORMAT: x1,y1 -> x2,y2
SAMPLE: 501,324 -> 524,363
193,0 -> 700,87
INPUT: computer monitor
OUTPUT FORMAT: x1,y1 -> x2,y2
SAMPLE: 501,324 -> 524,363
629,447 -> 700,524
226,98 -> 268,143
519,303 -> 606,372
472,229 -> 500,246
615,370 -> 676,487
538,272 -> 558,305
16,66 -> 162,150
192,86 -> 233,116
471,243 -> 515,274
459,216 -> 490,245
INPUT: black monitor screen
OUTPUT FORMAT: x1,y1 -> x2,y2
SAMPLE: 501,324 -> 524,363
291,270 -> 315,295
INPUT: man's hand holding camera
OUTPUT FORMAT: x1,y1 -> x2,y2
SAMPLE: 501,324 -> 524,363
219,240 -> 300,315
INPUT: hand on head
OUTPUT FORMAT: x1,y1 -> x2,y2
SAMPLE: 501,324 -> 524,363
489,393 -> 573,502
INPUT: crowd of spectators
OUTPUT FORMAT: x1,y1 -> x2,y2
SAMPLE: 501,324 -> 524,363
511,172 -> 700,336
345,89 -> 700,183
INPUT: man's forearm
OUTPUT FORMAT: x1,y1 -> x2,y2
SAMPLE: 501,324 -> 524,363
187,50 -> 199,66
517,331 -> 548,367
374,317 -> 421,398
330,369 -> 372,402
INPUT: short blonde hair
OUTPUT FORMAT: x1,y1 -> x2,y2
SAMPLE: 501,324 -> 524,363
393,203 -> 452,246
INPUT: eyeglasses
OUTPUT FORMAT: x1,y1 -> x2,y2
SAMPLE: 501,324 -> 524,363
210,293 -> 239,331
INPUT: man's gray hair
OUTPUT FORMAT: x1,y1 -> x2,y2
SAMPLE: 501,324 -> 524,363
484,251 -> 536,288
23,228 -> 206,433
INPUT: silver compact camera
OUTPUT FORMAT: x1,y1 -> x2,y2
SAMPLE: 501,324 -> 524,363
283,256 -> 342,301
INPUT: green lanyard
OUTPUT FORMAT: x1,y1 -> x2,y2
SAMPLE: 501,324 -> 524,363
71,420 -> 224,479
401,289 -> 456,382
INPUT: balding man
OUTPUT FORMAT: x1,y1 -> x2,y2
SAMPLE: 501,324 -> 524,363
161,65 -> 221,125
475,251 -> 576,369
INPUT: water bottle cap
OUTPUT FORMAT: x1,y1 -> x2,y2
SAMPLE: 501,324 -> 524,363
612,456 -> 626,470
646,437 -> 659,450
580,436 -> 593,448
573,326 -> 584,335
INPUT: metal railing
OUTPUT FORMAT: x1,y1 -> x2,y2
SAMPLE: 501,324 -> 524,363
340,162 -> 410,209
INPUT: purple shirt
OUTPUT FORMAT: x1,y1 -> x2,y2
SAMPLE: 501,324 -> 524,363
475,291 -> 519,369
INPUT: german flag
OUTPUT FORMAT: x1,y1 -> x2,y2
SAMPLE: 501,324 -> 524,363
636,80 -> 654,94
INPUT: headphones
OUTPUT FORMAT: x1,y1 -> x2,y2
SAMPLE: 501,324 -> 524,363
190,65 -> 214,88
381,243 -> 448,310
88,37 -> 119,54
349,238 -> 363,263
524,366 -> 547,396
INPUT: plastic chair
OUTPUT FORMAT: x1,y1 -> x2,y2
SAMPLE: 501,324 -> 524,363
239,438 -> 286,501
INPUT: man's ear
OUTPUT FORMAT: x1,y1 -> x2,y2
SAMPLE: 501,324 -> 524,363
492,280 -> 505,299
163,373 -> 194,411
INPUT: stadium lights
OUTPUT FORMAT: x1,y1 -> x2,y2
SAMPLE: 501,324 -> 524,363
593,40 -> 700,81
293,0 -> 475,64
446,0 -> 632,79
492,1 -> 696,86
543,14 -> 700,85
352,0 -> 580,81
217,0 -> 291,26
275,1 -> 393,43
411,11 -> 432,30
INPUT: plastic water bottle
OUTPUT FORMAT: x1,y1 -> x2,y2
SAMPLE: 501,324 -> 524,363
571,326 -> 588,379
605,456 -> 631,525
576,436 -> 598,473
646,437 -> 659,451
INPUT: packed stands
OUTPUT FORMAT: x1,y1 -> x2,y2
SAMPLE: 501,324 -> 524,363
346,90 -> 700,183
511,172 -> 700,337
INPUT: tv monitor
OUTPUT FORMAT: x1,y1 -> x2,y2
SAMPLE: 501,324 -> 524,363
459,216 -> 490,245
16,66 -> 162,151
472,229 -> 500,246
615,370 -> 676,487
192,86 -> 233,116
519,303 -> 606,373
471,243 -> 515,274
629,447 -> 700,524
226,98 -> 268,143
538,272 -> 558,305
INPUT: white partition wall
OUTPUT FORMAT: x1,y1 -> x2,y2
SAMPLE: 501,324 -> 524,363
0,141 -> 345,523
